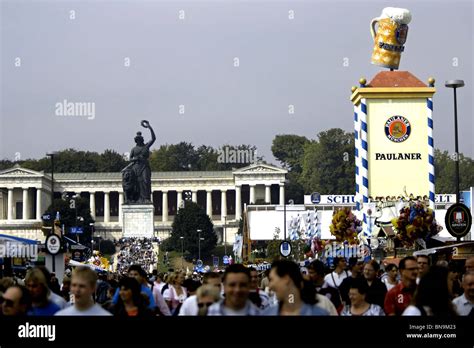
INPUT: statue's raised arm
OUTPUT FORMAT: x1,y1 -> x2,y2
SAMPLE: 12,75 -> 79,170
141,120 -> 156,149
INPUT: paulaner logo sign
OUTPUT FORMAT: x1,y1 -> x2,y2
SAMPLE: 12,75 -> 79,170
0,242 -> 38,260
385,115 -> 411,143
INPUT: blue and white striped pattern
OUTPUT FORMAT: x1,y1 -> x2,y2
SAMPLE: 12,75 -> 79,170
354,104 -> 362,211
359,98 -> 369,206
427,97 -> 435,209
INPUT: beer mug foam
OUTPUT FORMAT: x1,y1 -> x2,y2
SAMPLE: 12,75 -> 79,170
370,7 -> 411,70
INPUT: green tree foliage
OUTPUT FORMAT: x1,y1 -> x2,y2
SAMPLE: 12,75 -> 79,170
271,135 -> 309,203
150,143 -> 262,172
1,144 -> 263,173
299,129 -> 355,194
97,150 -> 128,172
43,196 -> 95,246
97,239 -> 116,255
434,149 -> 474,193
265,229 -> 282,262
169,202 -> 217,260
271,135 -> 309,172
0,160 -> 14,171
150,142 -> 199,171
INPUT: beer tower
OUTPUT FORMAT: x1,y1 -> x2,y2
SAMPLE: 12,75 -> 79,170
351,73 -> 436,210
351,8 -> 436,214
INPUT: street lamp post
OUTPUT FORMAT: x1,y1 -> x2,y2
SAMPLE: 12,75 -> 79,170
445,80 -> 465,203
223,215 -> 227,256
46,153 -> 57,273
90,223 -> 96,252
46,153 -> 55,210
180,236 -> 184,269
197,229 -> 202,260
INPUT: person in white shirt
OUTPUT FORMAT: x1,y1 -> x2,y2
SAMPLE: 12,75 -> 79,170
382,264 -> 399,291
179,272 -> 221,316
324,257 -> 351,289
162,272 -> 187,315
55,267 -> 111,316
248,267 -> 270,310
153,273 -> 166,293
452,272 -> 474,316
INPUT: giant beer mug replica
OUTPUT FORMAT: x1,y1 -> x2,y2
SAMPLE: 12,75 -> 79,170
370,7 -> 411,70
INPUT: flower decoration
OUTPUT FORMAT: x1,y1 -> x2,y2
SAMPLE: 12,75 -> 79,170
391,200 -> 442,247
329,207 -> 362,244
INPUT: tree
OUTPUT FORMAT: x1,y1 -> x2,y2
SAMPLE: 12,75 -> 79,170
299,128 -> 355,194
434,149 -> 474,193
196,145 -> 221,171
0,160 -> 14,171
43,196 -> 95,247
265,229 -> 282,262
149,142 -> 199,171
271,135 -> 309,203
97,239 -> 116,255
169,202 -> 217,260
96,149 -> 127,172
271,135 -> 309,172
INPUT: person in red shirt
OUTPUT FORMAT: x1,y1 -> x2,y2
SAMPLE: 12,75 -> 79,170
384,256 -> 418,316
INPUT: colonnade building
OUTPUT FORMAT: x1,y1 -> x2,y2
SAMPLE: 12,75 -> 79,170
0,163 -> 287,243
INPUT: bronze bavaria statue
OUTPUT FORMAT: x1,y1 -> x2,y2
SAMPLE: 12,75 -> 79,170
122,120 -> 156,204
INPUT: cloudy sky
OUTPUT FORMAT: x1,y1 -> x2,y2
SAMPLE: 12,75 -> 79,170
1,0 -> 473,165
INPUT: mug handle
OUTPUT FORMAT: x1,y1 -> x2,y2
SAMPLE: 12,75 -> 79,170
370,17 -> 379,41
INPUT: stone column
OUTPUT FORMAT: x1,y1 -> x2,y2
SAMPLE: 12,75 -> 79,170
279,184 -> 285,205
265,185 -> 271,204
22,188 -> 29,220
162,191 -> 168,222
36,188 -> 42,220
7,188 -> 13,220
118,192 -> 124,223
221,190 -> 227,221
250,185 -> 256,204
206,191 -> 213,218
177,190 -> 183,210
235,186 -> 242,220
90,192 -> 96,219
104,192 -> 110,223
192,190 -> 197,203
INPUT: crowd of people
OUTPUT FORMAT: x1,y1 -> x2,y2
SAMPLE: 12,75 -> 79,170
0,253 -> 473,317
115,238 -> 158,275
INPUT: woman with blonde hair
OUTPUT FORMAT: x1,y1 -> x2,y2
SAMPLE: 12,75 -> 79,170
163,271 -> 187,315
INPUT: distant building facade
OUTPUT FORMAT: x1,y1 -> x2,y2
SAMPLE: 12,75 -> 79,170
0,163 -> 287,243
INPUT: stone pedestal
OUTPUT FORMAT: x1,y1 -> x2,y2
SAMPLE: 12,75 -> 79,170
122,204 -> 154,238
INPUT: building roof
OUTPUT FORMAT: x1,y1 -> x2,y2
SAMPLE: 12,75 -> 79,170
0,163 -> 286,182
54,171 -> 234,181
367,71 -> 427,88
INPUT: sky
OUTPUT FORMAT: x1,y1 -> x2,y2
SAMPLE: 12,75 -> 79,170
1,0 -> 473,166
